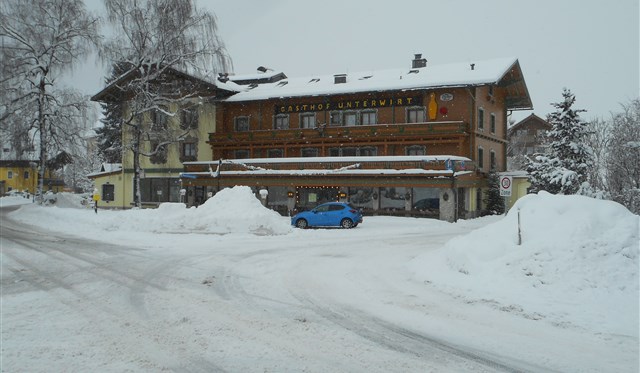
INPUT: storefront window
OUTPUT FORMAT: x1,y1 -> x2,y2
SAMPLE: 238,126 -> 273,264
380,187 -> 407,210
140,178 -> 181,203
411,187 -> 439,213
348,187 -> 374,209
266,186 -> 289,215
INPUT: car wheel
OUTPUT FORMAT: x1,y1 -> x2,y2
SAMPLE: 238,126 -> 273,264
295,219 -> 308,229
340,218 -> 354,229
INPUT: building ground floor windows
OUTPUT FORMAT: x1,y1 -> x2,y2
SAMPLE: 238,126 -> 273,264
180,156 -> 483,222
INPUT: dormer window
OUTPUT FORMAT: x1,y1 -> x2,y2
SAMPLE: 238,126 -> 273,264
334,74 -> 347,84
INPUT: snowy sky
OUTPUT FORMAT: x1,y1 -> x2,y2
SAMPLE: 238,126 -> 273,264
76,0 -> 639,123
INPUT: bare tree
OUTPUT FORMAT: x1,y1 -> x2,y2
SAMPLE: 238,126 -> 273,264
0,0 -> 100,201
606,99 -> 640,214
100,0 -> 231,207
584,118 -> 611,197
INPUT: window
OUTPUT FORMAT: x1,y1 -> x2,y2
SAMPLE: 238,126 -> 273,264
490,150 -> 497,170
329,111 -> 342,126
102,184 -> 115,202
478,108 -> 485,130
23,171 -> 29,179
234,149 -> 249,159
341,147 -> 357,157
7,171 -> 13,179
151,107 -> 168,130
139,177 -> 181,203
301,148 -> 319,157
344,112 -> 357,126
359,147 -> 377,156
181,141 -> 197,161
361,110 -> 377,125
300,113 -> 316,129
407,107 -> 426,123
329,147 -> 375,157
406,145 -> 426,155
150,141 -> 168,164
234,116 -> 250,132
274,114 -> 289,130
267,149 -> 284,158
478,147 -> 484,169
490,113 -> 496,133
181,107 -> 199,129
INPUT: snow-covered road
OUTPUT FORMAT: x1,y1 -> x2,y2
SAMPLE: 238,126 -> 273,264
1,211 -> 519,372
1,190 -> 638,372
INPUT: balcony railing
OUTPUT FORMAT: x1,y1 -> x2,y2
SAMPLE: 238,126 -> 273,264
209,121 -> 468,144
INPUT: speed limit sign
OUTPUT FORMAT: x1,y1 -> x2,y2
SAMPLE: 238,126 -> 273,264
499,176 -> 513,196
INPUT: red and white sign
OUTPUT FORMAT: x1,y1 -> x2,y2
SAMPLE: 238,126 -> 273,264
500,176 -> 513,197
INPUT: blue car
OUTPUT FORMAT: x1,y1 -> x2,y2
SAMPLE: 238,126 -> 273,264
291,202 -> 363,229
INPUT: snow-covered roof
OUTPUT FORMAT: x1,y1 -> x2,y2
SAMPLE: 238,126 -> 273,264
87,163 -> 122,178
185,155 -> 471,166
225,57 -> 521,102
183,155 -> 473,179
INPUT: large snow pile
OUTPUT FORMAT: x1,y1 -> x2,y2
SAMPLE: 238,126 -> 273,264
409,191 -> 639,336
9,186 -> 292,236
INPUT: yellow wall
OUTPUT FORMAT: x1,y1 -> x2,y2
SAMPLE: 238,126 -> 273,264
122,100 -> 217,170
1,166 -> 37,193
91,172 -> 127,209
114,100 -> 216,207
0,166 -> 62,194
505,177 -> 531,211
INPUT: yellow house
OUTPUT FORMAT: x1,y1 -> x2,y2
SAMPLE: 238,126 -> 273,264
90,66 -> 235,208
87,163 -> 124,208
0,160 -> 38,195
0,160 -> 66,195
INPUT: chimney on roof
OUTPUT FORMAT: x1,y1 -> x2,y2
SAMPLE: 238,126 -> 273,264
334,74 -> 347,84
412,53 -> 427,68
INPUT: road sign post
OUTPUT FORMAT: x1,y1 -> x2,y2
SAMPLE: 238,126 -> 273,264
499,176 -> 513,197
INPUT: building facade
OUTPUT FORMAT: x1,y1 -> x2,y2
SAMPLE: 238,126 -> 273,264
507,113 -> 552,170
91,66 -> 236,208
181,55 -> 532,220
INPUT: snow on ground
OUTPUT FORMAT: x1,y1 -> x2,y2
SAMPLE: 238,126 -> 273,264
409,191 -> 639,337
1,187 -> 639,371
5,186 -> 291,236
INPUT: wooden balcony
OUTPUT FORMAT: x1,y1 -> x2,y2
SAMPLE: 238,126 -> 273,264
209,121 -> 469,147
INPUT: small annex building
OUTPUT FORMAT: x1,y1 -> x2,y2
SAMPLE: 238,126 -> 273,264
181,54 -> 533,221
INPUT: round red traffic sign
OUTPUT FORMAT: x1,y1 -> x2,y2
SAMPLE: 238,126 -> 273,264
500,176 -> 511,189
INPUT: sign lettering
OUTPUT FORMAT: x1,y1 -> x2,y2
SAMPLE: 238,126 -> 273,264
275,96 -> 422,114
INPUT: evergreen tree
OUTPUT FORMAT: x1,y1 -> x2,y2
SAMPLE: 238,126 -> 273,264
484,168 -> 505,214
527,89 -> 593,194
95,63 -> 128,164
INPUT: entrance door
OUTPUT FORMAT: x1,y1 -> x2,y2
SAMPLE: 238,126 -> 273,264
296,187 -> 338,211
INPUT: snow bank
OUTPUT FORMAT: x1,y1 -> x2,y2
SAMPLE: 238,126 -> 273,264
0,195 -> 34,207
10,186 -> 292,236
409,192 -> 639,336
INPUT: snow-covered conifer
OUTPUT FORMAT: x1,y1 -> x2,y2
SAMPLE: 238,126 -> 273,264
527,89 -> 594,194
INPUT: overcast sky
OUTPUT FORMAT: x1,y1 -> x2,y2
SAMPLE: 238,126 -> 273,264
79,0 -> 639,123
